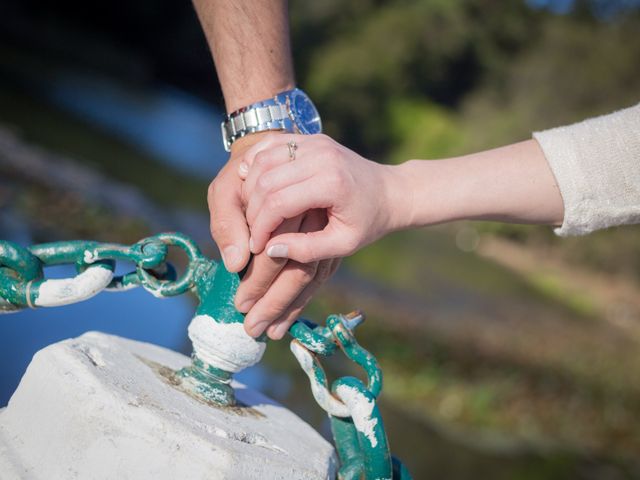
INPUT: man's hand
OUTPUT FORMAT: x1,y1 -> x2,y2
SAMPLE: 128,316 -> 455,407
208,133 -> 339,340
207,133 -> 264,274
195,0 -> 336,339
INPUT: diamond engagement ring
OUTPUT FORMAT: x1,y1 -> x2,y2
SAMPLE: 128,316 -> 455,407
287,140 -> 298,161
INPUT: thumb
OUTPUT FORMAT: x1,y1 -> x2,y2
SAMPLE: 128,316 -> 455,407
208,182 -> 251,272
264,227 -> 356,264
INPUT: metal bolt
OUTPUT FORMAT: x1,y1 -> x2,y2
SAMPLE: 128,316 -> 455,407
341,310 -> 365,331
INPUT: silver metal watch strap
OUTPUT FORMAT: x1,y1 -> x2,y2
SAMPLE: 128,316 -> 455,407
221,98 -> 294,152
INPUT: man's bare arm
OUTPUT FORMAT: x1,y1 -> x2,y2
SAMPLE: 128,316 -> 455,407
193,0 -> 294,113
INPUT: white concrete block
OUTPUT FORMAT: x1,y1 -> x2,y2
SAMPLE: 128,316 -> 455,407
0,332 -> 336,479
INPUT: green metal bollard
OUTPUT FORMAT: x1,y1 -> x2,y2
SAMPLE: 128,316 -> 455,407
132,233 -> 267,407
176,255 -> 266,407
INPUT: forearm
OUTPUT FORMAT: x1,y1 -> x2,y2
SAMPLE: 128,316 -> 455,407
193,0 -> 294,114
395,139 -> 565,229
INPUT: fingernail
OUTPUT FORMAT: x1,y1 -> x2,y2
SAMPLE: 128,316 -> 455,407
249,237 -> 255,253
237,300 -> 254,313
238,162 -> 249,178
267,244 -> 288,258
222,245 -> 241,270
249,320 -> 270,337
274,321 -> 291,339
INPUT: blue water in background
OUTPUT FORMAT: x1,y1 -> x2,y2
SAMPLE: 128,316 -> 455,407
0,75 -> 247,406
47,72 -> 229,177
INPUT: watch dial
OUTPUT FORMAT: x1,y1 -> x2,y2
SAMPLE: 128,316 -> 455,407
292,90 -> 322,135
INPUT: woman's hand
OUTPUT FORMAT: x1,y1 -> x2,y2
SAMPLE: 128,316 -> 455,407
208,132 -> 342,341
234,135 -> 563,340
239,134 -> 411,263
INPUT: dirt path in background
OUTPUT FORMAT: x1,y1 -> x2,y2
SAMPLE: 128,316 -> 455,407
477,236 -> 640,339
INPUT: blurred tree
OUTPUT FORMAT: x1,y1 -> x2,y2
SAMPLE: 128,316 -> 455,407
292,0 -> 543,156
289,0 -> 638,160
1,0 -> 638,159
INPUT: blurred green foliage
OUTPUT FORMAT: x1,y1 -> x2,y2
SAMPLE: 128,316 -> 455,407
290,0 -> 640,161
289,0 -> 640,284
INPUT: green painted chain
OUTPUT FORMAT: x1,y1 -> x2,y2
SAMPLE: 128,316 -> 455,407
0,233 -> 412,480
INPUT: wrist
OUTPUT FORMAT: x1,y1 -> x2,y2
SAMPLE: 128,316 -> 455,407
392,158 -> 467,229
224,83 -> 296,115
379,161 -> 418,233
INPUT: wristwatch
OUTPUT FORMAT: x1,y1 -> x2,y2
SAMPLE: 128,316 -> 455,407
221,88 -> 322,152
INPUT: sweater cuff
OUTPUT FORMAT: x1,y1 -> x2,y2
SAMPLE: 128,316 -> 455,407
533,102 -> 640,237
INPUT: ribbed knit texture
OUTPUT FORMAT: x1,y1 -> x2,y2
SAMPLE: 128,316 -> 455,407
533,102 -> 640,236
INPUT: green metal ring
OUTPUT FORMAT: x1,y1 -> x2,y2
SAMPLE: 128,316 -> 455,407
135,232 -> 204,297
288,319 -> 337,356
327,315 -> 383,399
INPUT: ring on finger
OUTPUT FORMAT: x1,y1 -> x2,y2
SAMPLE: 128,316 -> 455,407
287,140 -> 297,161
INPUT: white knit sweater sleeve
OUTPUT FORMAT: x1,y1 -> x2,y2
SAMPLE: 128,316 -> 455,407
533,102 -> 640,236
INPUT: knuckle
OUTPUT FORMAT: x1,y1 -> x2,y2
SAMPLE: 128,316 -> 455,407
294,261 -> 318,284
265,192 -> 284,212
303,242 -> 319,264
256,174 -> 273,194
210,215 -> 233,238
251,300 -> 284,322
208,176 -> 235,204
254,151 -> 269,168
314,260 -> 333,284
342,235 -> 360,256
326,170 -> 347,192
240,281 -> 272,303
264,303 -> 288,320
324,145 -> 342,162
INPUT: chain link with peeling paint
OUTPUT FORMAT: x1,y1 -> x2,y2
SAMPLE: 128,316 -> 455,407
0,233 -> 202,312
0,233 -> 412,479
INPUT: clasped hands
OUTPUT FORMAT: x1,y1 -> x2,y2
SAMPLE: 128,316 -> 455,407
208,132 -> 409,340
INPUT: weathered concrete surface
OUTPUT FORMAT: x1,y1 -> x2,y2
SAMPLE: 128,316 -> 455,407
0,332 -> 336,479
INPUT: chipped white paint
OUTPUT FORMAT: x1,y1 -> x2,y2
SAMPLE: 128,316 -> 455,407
188,314 -> 266,373
300,332 -> 330,353
105,282 -> 137,292
0,332 -> 337,479
83,249 -> 98,264
335,384 -> 379,448
35,266 -> 113,307
145,286 -> 168,298
290,341 -> 349,417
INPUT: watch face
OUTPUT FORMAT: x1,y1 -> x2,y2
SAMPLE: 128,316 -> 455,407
291,89 -> 322,135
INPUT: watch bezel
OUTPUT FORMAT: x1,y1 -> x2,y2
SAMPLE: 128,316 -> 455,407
289,89 -> 322,135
